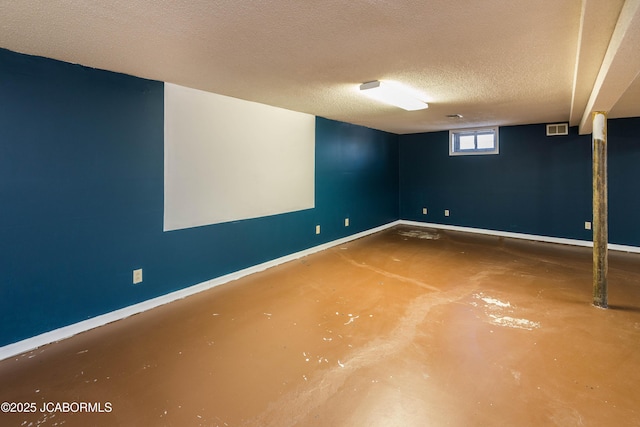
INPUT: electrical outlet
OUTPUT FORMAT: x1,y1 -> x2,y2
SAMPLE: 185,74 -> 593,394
422,208 -> 427,215
444,209 -> 450,217
585,221 -> 592,230
344,218 -> 349,227
133,268 -> 143,284
316,225 -> 321,234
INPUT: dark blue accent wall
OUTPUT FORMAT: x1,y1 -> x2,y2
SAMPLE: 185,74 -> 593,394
399,119 -> 640,246
608,118 -> 640,246
315,117 -> 399,240
0,48 -> 398,347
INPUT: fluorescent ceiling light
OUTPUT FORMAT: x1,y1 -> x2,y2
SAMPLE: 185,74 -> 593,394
359,80 -> 428,111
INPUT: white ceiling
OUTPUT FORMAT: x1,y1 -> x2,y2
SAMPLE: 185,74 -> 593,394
1,0 -> 639,134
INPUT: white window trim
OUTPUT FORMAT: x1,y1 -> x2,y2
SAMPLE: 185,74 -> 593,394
449,126 -> 499,156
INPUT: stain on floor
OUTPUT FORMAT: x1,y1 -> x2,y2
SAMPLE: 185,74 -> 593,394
1,226 -> 640,426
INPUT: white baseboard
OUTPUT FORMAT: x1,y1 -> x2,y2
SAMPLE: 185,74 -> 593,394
398,220 -> 640,254
3,219 -> 637,362
0,221 -> 400,362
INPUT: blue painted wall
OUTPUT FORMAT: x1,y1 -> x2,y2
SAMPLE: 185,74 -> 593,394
608,117 -> 640,246
0,48 -> 398,347
399,119 -> 640,246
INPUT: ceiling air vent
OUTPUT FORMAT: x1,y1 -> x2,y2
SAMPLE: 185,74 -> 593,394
546,123 -> 568,136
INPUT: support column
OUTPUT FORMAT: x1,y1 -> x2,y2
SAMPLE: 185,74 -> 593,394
592,112 -> 608,308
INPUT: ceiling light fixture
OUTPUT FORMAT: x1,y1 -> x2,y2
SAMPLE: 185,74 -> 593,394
359,80 -> 428,111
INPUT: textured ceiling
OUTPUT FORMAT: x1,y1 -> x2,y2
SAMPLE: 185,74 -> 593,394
1,0 -> 639,134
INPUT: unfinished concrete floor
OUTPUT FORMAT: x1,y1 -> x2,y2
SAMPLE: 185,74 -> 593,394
1,226 -> 640,426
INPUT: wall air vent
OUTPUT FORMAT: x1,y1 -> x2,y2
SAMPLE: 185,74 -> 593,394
546,123 -> 569,136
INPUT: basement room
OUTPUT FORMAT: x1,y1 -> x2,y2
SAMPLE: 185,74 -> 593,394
1,1 -> 640,426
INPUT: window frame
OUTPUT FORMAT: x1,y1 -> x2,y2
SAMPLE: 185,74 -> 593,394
449,126 -> 499,156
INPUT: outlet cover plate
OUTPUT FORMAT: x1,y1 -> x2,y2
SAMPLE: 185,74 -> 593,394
133,268 -> 143,284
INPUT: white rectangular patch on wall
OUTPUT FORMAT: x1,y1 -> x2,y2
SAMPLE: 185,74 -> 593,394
164,83 -> 315,231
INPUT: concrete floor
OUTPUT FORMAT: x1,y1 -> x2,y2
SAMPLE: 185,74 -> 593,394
1,226 -> 640,426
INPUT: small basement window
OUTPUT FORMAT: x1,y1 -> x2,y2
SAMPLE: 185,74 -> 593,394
449,127 -> 499,156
